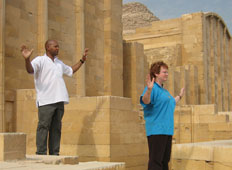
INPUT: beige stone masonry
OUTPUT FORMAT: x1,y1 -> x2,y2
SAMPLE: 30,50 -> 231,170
124,12 -> 232,112
184,65 -> 199,105
172,140 -> 232,170
199,114 -> 229,123
0,161 -> 125,170
37,0 -> 48,55
123,42 -> 146,110
15,89 -> 148,170
0,0 -> 5,132
26,155 -> 79,165
104,0 -> 123,96
173,105 -> 221,143
75,0 -> 86,96
0,133 -> 26,161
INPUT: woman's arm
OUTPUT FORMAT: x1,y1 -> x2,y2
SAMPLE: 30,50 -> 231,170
175,87 -> 185,103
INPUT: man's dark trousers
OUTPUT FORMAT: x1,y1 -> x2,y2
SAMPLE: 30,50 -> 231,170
147,135 -> 172,170
36,102 -> 64,155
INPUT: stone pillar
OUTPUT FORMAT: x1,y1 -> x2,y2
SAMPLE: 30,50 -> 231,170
175,66 -> 188,105
181,13 -> 208,104
37,0 -> 48,55
123,42 -> 145,110
104,0 -> 123,96
0,0 -> 5,132
75,0 -> 86,96
209,16 -> 217,106
229,40 -> 232,111
223,28 -> 229,111
185,65 -> 199,105
216,19 -> 223,111
165,67 -> 175,96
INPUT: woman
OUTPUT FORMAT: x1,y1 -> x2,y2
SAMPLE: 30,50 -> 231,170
140,61 -> 184,170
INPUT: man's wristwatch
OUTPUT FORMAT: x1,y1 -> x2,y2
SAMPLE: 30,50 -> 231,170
80,59 -> 84,64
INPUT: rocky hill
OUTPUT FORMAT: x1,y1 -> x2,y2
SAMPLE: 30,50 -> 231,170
122,2 -> 159,34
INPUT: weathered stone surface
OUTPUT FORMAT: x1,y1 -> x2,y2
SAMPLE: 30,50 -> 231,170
0,133 -> 26,161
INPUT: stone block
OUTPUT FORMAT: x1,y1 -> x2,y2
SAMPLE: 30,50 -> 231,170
26,154 -> 79,165
75,145 -> 110,157
208,122 -> 232,132
111,155 -> 148,169
214,162 -> 232,170
193,123 -> 210,142
0,133 -> 26,161
172,159 -> 213,170
218,112 -> 232,121
172,143 -> 213,161
199,114 -> 229,123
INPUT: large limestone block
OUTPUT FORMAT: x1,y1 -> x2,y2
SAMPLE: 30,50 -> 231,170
172,143 -> 213,161
199,114 -> 229,123
0,133 -> 26,161
218,112 -> 232,121
214,162 -> 232,170
0,161 -> 125,170
111,155 -> 147,168
172,140 -> 232,170
123,42 -> 145,110
26,154 -> 79,165
184,65 -> 199,104
191,105 -> 216,123
193,123 -> 210,142
172,159 -> 213,170
208,131 -> 232,141
208,122 -> 232,132
174,105 -> 193,124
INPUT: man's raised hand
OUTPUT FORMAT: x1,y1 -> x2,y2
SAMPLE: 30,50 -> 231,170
21,45 -> 34,59
82,48 -> 89,61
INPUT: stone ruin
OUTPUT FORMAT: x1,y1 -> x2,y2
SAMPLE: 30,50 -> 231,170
0,0 -> 232,170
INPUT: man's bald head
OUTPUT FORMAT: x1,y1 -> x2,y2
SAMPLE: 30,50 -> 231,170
45,40 -> 58,51
44,40 -> 59,57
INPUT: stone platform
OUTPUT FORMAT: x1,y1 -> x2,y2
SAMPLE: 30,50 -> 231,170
0,155 -> 125,170
172,140 -> 232,170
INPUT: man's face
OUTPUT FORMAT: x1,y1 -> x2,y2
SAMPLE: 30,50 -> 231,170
47,41 -> 59,57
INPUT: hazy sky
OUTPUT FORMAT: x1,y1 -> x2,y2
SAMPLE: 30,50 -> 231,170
123,0 -> 232,34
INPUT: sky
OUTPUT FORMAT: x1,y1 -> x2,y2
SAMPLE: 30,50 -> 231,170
123,0 -> 232,34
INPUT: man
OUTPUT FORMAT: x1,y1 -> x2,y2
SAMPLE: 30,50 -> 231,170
21,40 -> 88,155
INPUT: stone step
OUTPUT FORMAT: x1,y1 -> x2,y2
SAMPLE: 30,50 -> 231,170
0,161 -> 125,170
172,140 -> 232,170
26,155 -> 79,165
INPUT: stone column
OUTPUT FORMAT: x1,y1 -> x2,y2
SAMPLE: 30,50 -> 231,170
75,0 -> 86,96
216,19 -> 223,111
209,17 -> 217,106
181,13 -> 208,104
123,42 -> 145,110
229,39 -> 232,111
104,0 -> 123,96
0,0 -> 5,132
223,28 -> 229,111
185,65 -> 199,105
37,0 -> 48,55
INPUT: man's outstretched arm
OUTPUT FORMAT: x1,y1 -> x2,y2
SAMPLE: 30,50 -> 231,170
21,45 -> 34,74
72,48 -> 89,74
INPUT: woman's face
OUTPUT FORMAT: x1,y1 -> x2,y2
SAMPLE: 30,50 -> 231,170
155,66 -> 168,82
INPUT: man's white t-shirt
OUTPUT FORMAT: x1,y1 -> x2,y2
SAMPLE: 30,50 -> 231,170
31,54 -> 73,107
